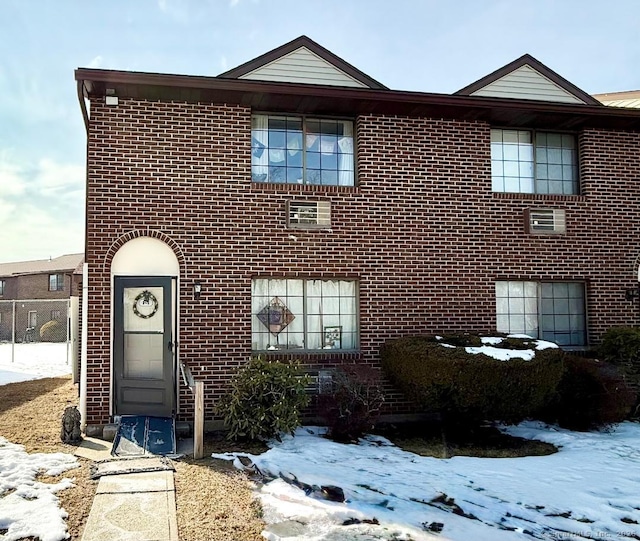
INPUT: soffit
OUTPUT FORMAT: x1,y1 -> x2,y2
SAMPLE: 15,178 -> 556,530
76,68 -> 640,132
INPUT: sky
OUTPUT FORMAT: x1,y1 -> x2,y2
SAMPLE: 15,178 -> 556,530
1,0 -> 639,264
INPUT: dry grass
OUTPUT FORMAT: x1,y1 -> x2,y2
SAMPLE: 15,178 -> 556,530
0,377 -> 265,541
0,377 -> 94,541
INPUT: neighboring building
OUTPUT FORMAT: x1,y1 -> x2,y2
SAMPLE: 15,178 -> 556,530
0,254 -> 84,342
594,90 -> 640,109
75,36 -> 640,434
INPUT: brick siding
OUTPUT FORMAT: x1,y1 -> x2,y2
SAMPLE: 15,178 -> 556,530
84,97 -> 640,426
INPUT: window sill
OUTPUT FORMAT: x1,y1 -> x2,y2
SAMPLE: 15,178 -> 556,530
252,182 -> 358,194
254,350 -> 362,361
493,192 -> 586,202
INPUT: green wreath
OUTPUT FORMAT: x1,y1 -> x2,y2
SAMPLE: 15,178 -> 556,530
133,290 -> 159,319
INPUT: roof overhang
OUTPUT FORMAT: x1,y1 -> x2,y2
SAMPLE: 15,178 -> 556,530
75,68 -> 640,132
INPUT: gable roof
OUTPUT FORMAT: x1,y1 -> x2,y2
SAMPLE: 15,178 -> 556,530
218,35 -> 387,90
0,253 -> 84,278
456,54 -> 601,106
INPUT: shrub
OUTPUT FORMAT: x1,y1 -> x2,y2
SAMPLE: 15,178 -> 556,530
216,356 -> 311,442
381,335 -> 564,425
318,365 -> 385,442
598,327 -> 640,414
537,356 -> 637,430
40,320 -> 65,342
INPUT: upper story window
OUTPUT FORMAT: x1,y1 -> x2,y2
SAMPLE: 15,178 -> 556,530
491,129 -> 578,195
0,280 -> 4,296
49,273 -> 64,292
251,114 -> 355,186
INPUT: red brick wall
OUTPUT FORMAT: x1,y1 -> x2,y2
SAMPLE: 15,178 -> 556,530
84,97 -> 640,426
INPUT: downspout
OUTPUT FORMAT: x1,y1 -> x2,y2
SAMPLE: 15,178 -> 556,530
80,262 -> 88,431
77,76 -> 89,430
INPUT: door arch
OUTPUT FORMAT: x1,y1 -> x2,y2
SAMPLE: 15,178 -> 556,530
111,236 -> 180,417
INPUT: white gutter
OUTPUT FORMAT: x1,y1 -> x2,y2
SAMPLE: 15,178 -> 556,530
79,262 -> 89,432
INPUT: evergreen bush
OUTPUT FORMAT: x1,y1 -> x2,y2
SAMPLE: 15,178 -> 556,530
216,356 -> 310,441
39,320 -> 64,342
537,356 -> 637,430
381,335 -> 564,425
598,326 -> 640,415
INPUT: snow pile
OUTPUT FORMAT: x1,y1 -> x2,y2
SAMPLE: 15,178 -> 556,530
437,335 -> 559,362
0,437 -> 78,541
216,423 -> 640,541
0,343 -> 71,385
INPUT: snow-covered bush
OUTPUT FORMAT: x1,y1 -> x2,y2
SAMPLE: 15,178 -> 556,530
216,356 -> 310,441
380,334 -> 564,426
537,355 -> 636,430
318,364 -> 385,442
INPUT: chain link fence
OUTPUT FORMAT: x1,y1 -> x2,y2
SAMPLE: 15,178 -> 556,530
0,299 -> 78,370
0,299 -> 70,343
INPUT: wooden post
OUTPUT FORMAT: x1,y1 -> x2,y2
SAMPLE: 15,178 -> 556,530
193,381 -> 204,460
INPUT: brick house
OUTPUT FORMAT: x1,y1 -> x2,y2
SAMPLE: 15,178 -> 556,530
0,254 -> 83,342
75,36 -> 640,434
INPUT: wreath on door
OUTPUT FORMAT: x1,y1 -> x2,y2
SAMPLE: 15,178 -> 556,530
133,290 -> 159,319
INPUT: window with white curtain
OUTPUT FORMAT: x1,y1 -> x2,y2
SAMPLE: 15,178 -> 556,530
495,281 -> 586,347
491,129 -> 578,194
251,278 -> 358,351
251,114 -> 355,186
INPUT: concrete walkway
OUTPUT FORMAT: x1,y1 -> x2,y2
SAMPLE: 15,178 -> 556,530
76,437 -> 180,541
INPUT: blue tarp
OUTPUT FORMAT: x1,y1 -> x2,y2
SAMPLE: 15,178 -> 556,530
112,415 -> 176,457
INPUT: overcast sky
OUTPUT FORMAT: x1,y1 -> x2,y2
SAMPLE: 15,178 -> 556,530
1,0 -> 639,263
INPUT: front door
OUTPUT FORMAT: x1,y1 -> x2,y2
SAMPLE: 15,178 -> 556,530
114,276 -> 174,417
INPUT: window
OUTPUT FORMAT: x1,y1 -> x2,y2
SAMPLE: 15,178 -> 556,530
0,280 -> 4,296
252,278 -> 358,351
51,310 -> 62,320
49,274 -> 64,291
496,281 -> 586,347
251,114 -> 354,186
491,129 -> 578,194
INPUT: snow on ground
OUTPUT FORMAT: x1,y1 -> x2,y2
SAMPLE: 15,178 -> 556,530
0,437 -> 78,541
0,343 -> 71,385
215,422 -> 640,541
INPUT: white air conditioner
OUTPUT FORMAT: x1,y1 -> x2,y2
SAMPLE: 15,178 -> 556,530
527,208 -> 566,234
287,200 -> 331,228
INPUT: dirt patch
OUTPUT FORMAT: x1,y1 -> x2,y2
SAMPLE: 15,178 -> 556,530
0,376 -> 265,541
378,422 -> 558,458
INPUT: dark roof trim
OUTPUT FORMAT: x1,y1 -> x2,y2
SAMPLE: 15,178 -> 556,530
217,35 -> 388,90
75,68 -> 640,131
455,54 -> 601,106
